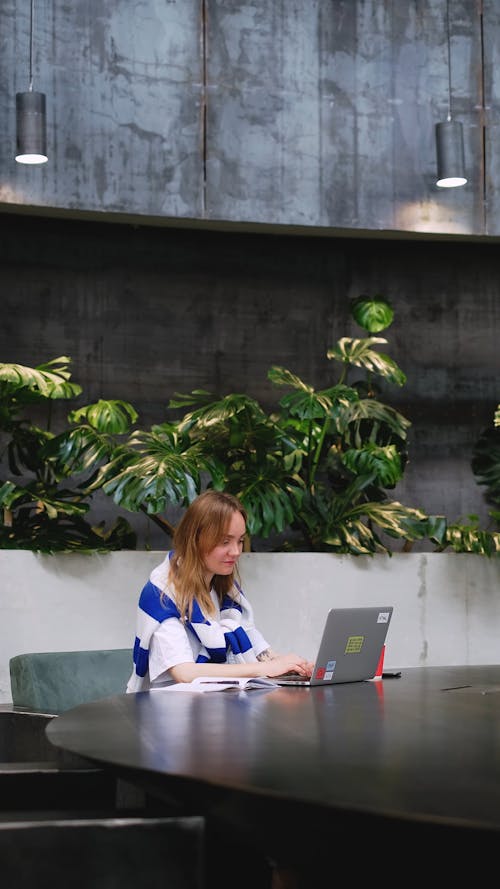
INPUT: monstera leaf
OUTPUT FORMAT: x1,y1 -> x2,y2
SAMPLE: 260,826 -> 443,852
327,338 -> 406,387
350,295 -> 394,333
0,357 -> 81,410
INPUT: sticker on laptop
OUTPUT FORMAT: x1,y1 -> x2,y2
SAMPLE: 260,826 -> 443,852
345,635 -> 364,654
320,660 -> 336,680
377,611 -> 391,623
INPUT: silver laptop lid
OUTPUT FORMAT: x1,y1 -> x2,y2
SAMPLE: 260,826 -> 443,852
309,605 -> 393,685
277,605 -> 393,686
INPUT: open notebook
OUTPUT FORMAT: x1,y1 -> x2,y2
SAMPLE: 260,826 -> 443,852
275,605 -> 393,686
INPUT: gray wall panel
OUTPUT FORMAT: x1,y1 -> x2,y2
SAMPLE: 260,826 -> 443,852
482,0 -> 500,235
0,1 -> 495,236
0,0 -> 203,217
205,0 -> 323,225
206,0 -> 483,234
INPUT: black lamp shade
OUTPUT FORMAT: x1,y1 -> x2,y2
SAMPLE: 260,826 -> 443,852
435,120 -> 466,187
16,91 -> 48,164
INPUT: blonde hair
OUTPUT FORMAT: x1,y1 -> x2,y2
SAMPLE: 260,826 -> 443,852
167,490 -> 247,620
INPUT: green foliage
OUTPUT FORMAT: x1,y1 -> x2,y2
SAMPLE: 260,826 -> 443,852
92,425 -> 219,515
327,337 -> 406,387
350,294 -> 395,333
2,300 -> 499,557
0,356 -> 82,403
0,357 -> 137,552
50,295 -> 444,554
433,515 -> 500,556
471,403 -> 500,538
69,400 -> 138,434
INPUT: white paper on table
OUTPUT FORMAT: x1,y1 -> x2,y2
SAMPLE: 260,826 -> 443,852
150,676 -> 278,693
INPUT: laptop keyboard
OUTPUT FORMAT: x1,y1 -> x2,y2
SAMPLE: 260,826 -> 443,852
274,673 -> 311,686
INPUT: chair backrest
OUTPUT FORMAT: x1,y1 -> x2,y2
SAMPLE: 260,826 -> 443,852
9,648 -> 133,714
0,816 -> 205,889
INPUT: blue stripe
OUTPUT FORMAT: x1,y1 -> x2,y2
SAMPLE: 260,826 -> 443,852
138,580 -> 180,622
221,592 -> 242,613
224,626 -> 252,656
133,637 -> 150,677
190,599 -> 210,625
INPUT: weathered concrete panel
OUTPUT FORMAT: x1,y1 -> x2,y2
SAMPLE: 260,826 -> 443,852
206,0 -> 483,234
204,0 -> 323,226
0,1 -> 495,236
482,0 -> 500,235
0,0 -> 203,217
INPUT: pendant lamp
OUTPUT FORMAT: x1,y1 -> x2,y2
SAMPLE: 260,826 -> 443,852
16,0 -> 48,164
436,0 -> 466,187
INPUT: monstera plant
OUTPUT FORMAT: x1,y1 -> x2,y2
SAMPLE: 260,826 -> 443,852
471,403 -> 500,532
2,301 -> 499,555
45,295 -> 446,554
0,357 -> 136,552
156,295 -> 428,552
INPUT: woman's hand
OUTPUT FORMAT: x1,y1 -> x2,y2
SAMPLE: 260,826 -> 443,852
262,653 -> 314,679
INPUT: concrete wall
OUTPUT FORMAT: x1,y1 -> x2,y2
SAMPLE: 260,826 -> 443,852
2,550 -> 500,703
1,213 -> 498,551
1,1 -> 498,236
1,2 -> 499,551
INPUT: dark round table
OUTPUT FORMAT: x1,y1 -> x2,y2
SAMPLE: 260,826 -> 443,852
47,665 -> 500,881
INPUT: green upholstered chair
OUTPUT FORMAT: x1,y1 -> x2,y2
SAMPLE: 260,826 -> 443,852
9,649 -> 133,714
4,652 -> 189,822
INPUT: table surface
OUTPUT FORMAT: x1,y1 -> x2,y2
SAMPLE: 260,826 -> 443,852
46,664 -> 500,861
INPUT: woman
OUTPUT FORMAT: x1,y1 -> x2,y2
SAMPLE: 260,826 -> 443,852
126,489 -> 313,691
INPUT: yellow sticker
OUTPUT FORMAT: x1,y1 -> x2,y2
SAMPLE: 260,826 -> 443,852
345,635 -> 364,654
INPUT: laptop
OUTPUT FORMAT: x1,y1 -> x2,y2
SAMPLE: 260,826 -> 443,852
275,605 -> 394,686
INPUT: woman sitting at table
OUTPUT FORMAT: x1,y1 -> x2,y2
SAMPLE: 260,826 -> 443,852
126,489 -> 313,691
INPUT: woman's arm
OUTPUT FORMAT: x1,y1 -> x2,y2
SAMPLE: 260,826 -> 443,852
256,647 -> 278,662
170,652 -> 314,683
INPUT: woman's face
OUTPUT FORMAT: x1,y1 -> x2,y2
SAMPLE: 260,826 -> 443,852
203,510 -> 246,579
